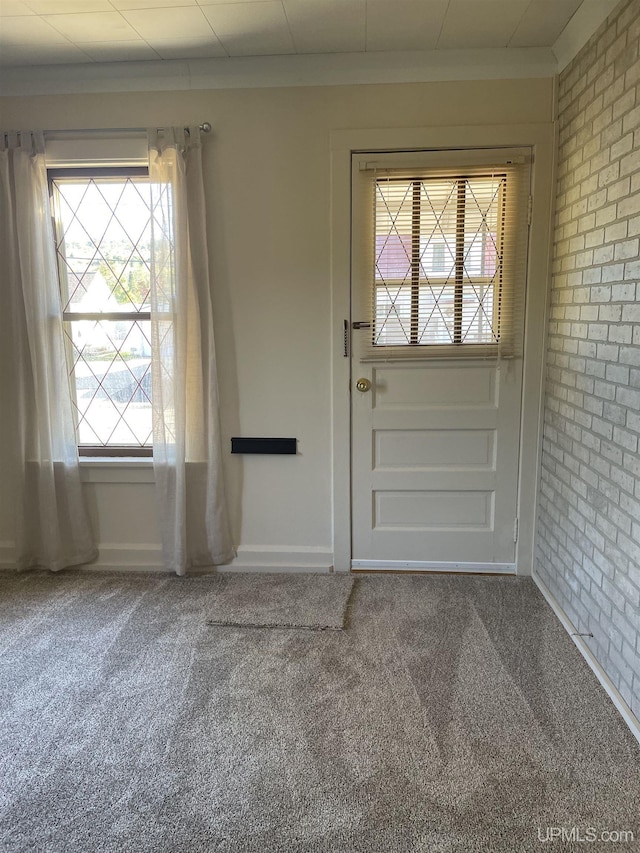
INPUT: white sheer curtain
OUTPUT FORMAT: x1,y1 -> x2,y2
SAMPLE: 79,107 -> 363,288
0,131 -> 97,571
148,127 -> 234,575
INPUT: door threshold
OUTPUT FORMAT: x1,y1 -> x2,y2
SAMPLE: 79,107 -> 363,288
351,559 -> 516,574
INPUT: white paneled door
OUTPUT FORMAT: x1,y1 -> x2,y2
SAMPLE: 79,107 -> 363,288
350,358 -> 523,571
350,150 -> 529,573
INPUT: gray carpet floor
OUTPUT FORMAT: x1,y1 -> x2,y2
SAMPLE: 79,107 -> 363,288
0,571 -> 638,853
205,572 -> 354,629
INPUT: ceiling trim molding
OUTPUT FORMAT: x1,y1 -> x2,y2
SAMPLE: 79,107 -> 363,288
552,0 -> 620,72
0,47 -> 558,98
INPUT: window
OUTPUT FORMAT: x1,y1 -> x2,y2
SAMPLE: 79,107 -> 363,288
360,153 -> 530,360
49,168 -> 154,456
374,174 -> 504,348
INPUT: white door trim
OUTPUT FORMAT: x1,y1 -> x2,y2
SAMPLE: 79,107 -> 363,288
330,123 -> 556,575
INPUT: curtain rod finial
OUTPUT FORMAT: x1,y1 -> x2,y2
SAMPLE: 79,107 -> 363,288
200,122 -> 212,134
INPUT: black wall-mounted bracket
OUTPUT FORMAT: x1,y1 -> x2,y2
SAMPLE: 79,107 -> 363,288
231,437 -> 297,455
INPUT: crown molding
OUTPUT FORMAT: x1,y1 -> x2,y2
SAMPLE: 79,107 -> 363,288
0,47 -> 558,98
552,0 -> 620,72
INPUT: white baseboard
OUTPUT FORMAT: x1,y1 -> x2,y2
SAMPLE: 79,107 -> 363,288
0,542 -> 168,574
533,572 -> 640,746
0,541 -> 333,575
351,559 -> 516,574
226,546 -> 333,574
85,544 -> 165,572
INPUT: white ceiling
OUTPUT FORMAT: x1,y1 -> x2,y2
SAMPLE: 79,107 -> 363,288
0,0 -> 598,67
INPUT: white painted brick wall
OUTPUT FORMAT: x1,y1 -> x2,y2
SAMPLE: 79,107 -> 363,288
536,0 -> 640,720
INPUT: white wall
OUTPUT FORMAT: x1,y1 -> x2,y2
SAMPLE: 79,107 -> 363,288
0,77 -> 554,572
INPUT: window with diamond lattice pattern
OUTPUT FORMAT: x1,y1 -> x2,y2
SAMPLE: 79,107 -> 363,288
374,174 -> 505,350
50,169 -> 156,456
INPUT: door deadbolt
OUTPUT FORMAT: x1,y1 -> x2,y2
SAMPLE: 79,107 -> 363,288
356,378 -> 371,393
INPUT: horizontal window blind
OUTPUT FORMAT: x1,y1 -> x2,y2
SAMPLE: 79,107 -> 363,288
354,150 -> 531,361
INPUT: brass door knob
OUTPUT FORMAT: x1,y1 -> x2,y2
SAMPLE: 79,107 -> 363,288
356,377 -> 371,392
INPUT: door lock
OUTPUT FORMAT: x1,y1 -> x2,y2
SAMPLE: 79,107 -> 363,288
355,378 -> 371,392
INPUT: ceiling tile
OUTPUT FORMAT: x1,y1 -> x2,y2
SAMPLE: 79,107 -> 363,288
201,2 -> 294,56
509,0 -> 582,47
42,11 -> 141,42
283,0 -> 365,54
111,0 -> 199,9
0,14 -> 70,43
0,1 -> 35,14
0,41 -> 89,62
122,6 -> 214,40
366,0 -> 448,52
25,0 -> 113,11
76,39 -> 162,60
151,36 -> 226,57
438,0 -> 530,49
0,0 -> 603,70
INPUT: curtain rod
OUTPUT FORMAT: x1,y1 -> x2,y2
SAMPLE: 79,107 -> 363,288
38,123 -> 212,136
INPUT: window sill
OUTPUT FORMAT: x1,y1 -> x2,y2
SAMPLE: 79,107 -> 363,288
79,457 -> 155,484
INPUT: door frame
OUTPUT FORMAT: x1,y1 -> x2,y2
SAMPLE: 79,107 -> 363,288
330,123 -> 556,575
